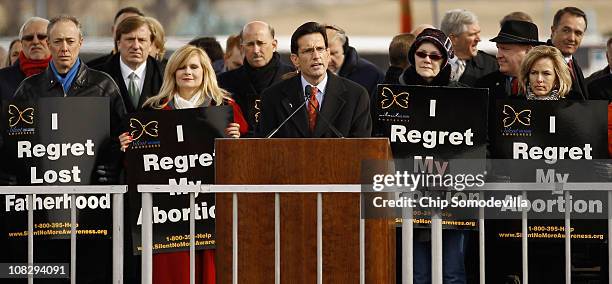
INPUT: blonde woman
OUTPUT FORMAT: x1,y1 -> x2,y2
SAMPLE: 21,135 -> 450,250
120,44 -> 247,283
120,44 -> 247,150
518,45 -> 572,100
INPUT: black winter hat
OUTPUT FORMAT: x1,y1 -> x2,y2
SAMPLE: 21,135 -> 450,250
408,28 -> 455,68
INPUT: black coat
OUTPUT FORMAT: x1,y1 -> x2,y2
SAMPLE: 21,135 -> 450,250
587,74 -> 612,101
94,53 -> 163,113
568,55 -> 589,100
86,52 -> 113,70
13,61 -> 127,176
586,65 -> 610,85
218,56 -> 294,135
458,50 -> 499,87
383,66 -> 404,84
339,46 -> 384,98
0,62 -> 26,101
257,71 -> 372,138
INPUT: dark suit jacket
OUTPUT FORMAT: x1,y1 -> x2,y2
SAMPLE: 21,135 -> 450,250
257,71 -> 372,138
458,50 -> 499,87
586,65 -> 610,85
339,46 -> 384,98
218,59 -> 294,135
568,56 -> 589,100
587,74 -> 612,101
95,54 -> 163,113
0,62 -> 26,101
87,52 -> 113,70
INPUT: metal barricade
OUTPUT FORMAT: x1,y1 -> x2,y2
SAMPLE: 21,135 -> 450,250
0,185 -> 127,284
137,183 -> 612,284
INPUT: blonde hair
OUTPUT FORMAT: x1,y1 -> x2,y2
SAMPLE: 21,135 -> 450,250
144,45 -> 229,109
519,45 -> 572,98
145,17 -> 166,60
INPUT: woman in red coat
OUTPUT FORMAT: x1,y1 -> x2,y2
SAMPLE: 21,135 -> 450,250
120,44 -> 247,284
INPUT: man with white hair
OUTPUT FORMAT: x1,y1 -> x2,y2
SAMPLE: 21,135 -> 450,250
441,9 -> 498,86
0,17 -> 51,101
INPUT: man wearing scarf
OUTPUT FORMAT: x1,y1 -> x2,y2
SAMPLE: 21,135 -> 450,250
218,21 -> 294,136
0,17 -> 52,101
9,15 -> 126,284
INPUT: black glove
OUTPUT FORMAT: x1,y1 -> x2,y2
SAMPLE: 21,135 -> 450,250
0,170 -> 17,186
95,164 -> 119,184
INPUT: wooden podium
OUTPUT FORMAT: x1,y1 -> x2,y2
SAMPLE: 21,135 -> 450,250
215,138 -> 395,283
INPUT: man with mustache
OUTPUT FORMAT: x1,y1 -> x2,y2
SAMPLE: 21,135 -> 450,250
548,6 -> 589,100
95,15 -> 163,113
0,17 -> 53,187
441,9 -> 498,86
257,22 -> 371,138
0,17 -> 52,101
218,21 -> 294,136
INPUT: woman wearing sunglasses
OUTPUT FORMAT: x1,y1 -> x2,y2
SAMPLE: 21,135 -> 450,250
399,28 -> 468,284
399,28 -> 464,88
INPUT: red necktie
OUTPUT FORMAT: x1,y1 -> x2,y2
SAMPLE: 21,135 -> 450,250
308,86 -> 318,132
568,59 -> 576,80
511,77 -> 519,96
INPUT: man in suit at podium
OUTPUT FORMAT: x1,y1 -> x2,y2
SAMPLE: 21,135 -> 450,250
257,21 -> 372,138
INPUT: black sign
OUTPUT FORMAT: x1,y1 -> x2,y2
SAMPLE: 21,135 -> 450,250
372,84 -> 489,229
374,84 -> 488,159
125,106 -> 231,254
491,99 -> 608,160
489,99 -> 609,242
1,97 -> 112,240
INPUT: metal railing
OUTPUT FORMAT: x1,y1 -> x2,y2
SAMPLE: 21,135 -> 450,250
139,183 -> 612,284
0,185 -> 127,284
2,183 -> 609,283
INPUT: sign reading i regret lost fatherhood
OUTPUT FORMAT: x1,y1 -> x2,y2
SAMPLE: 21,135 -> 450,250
1,97 -> 112,240
125,106 -> 232,254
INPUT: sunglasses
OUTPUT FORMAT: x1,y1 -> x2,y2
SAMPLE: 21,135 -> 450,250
415,51 -> 443,61
21,34 -> 48,41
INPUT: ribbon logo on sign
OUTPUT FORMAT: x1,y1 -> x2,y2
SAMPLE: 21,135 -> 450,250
129,118 -> 159,140
380,87 -> 410,109
502,105 -> 531,128
8,105 -> 35,127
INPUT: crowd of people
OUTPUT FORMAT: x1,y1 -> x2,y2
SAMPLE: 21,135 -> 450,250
0,4 -> 611,284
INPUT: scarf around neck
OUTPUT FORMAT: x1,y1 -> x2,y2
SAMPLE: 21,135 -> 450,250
50,58 -> 81,94
244,52 -> 281,94
526,84 -> 561,100
18,51 -> 51,77
173,91 -> 209,109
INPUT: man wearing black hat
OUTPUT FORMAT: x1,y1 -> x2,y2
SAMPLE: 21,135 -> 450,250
475,20 -> 543,283
475,20 -> 543,99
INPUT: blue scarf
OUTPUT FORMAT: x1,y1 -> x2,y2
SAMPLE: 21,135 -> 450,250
50,58 -> 81,93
